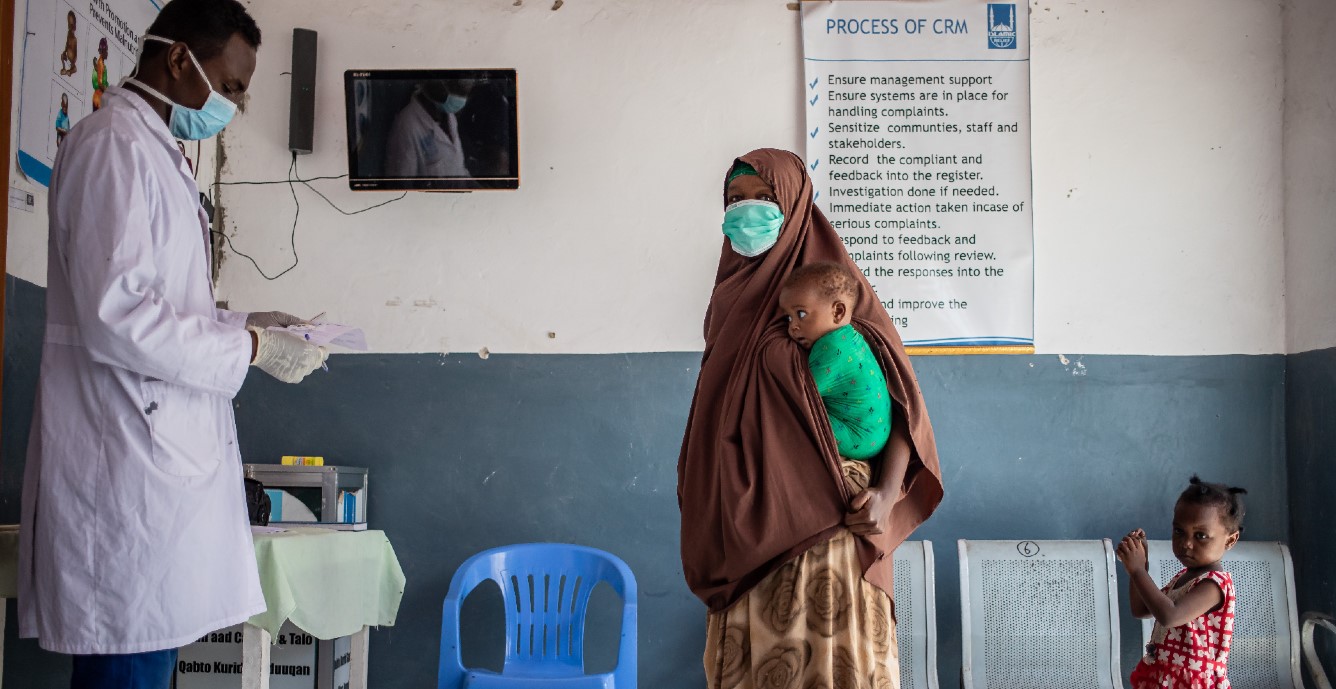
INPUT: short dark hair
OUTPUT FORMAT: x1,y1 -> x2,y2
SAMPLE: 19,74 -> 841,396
783,262 -> 859,301
1178,475 -> 1248,533
143,0 -> 261,62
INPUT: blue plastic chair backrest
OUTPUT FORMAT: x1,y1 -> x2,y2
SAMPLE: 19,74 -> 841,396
440,543 -> 637,683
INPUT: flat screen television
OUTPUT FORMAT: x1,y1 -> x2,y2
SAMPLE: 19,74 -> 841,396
344,69 -> 519,191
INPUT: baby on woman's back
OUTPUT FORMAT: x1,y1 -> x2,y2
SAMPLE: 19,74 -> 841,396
778,262 -> 892,462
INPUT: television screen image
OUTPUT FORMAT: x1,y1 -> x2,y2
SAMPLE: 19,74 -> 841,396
344,69 -> 519,191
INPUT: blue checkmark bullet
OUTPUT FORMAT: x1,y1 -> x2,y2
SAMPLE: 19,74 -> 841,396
809,77 -> 819,89
810,127 -> 819,139
809,93 -> 819,106
810,159 -> 820,171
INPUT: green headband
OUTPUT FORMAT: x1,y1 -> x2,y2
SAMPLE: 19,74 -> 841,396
727,163 -> 758,183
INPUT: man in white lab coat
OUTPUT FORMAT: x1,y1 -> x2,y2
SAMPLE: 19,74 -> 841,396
18,2 -> 327,687
384,79 -> 475,179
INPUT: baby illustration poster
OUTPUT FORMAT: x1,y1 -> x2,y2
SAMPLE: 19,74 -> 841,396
54,6 -> 78,80
47,80 -> 83,152
19,0 -> 158,186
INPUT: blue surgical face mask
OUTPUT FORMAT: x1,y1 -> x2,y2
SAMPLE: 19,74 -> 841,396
126,35 -> 237,140
439,94 -> 468,115
722,200 -> 784,257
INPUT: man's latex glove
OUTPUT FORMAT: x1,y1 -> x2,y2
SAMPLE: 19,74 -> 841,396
245,311 -> 306,330
251,328 -> 327,383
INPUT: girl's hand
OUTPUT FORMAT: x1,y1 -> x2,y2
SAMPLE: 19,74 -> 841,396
845,487 -> 892,536
1117,532 -> 1149,573
1123,529 -> 1149,570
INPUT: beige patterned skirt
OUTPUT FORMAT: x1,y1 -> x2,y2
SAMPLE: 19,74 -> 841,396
703,460 -> 900,689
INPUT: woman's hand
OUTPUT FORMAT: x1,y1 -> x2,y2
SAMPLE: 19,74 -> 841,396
1116,529 -> 1149,574
845,487 -> 894,536
845,409 -> 912,538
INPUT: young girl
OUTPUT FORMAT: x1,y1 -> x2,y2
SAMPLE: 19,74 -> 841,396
1118,476 -> 1247,689
777,262 -> 891,462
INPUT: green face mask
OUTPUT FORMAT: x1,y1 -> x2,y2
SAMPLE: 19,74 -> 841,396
721,200 -> 784,257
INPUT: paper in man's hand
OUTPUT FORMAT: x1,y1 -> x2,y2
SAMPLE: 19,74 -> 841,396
267,322 -> 369,351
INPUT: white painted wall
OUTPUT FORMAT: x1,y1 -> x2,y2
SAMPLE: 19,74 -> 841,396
9,0 -> 1292,356
1032,0 -> 1284,356
1283,0 -> 1336,354
213,0 -> 804,356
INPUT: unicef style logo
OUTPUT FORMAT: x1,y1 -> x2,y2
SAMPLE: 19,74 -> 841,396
987,3 -> 1017,49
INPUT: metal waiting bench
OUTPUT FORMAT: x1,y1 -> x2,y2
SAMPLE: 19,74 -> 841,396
1303,611 -> 1336,689
1142,540 -> 1305,689
958,539 -> 1123,689
892,540 -> 939,689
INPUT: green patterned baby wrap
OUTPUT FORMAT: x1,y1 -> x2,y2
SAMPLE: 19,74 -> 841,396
808,324 -> 892,461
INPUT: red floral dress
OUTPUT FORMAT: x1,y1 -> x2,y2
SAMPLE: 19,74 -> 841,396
1131,569 -> 1236,689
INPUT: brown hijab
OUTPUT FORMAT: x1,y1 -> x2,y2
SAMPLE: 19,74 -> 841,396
678,148 -> 944,613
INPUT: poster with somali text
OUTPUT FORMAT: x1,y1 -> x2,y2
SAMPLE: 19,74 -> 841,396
175,622 -> 318,689
17,0 -> 159,187
802,0 -> 1033,352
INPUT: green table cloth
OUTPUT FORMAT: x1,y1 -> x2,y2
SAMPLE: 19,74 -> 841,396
0,525 -> 405,639
248,527 -> 406,640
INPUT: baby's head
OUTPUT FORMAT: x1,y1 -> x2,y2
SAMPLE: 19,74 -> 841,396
67,11 -> 76,29
779,262 -> 858,349
1173,475 -> 1246,569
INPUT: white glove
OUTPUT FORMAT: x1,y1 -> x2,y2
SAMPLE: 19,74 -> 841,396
251,328 -> 327,383
245,311 -> 306,329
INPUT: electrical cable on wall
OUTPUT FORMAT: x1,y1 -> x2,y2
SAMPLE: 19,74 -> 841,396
210,152 -> 407,280
292,157 -> 406,216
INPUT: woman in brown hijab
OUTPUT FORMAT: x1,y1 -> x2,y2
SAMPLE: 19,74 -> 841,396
678,148 -> 944,689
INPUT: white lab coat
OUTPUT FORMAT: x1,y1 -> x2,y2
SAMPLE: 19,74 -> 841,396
18,87 -> 266,655
384,95 -> 470,178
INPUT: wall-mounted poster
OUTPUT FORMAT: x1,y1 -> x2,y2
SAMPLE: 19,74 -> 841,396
18,0 -> 159,186
803,0 -> 1034,354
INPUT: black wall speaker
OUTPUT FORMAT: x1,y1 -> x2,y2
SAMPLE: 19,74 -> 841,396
288,28 -> 318,154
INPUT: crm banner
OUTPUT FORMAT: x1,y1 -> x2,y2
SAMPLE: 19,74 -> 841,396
802,0 -> 1033,353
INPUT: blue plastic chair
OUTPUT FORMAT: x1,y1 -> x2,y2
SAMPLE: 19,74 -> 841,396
438,543 -> 638,688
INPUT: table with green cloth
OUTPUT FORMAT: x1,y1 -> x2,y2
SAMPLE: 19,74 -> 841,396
243,527 -> 406,689
0,525 -> 404,689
